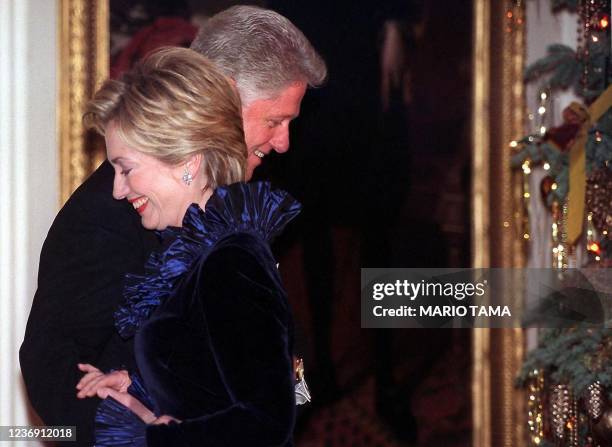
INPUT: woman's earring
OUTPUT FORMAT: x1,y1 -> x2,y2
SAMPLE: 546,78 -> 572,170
182,168 -> 193,186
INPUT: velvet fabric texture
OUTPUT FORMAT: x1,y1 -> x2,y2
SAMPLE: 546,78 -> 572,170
96,182 -> 300,446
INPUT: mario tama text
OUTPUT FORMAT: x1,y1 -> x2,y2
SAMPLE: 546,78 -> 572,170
373,304 -> 511,318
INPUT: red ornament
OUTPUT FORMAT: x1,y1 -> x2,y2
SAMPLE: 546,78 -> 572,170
540,176 -> 555,202
593,13 -> 610,30
588,242 -> 602,255
544,102 -> 588,151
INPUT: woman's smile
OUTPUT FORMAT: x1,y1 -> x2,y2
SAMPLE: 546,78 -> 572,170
129,196 -> 149,214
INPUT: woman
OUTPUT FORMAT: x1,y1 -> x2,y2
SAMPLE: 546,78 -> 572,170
80,47 -> 300,446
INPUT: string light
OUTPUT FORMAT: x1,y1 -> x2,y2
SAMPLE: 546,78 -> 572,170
527,370 -> 545,445
522,161 -> 531,174
543,162 -> 550,170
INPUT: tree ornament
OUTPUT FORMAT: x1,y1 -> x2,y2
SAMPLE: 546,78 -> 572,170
551,383 -> 571,440
586,168 -> 612,234
586,381 -> 605,422
593,12 -> 609,30
526,369 -> 545,445
545,102 -> 589,152
540,176 -> 555,202
568,396 -> 579,447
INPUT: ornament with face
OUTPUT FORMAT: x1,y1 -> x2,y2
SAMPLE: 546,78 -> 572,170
241,81 -> 307,179
105,122 -> 210,230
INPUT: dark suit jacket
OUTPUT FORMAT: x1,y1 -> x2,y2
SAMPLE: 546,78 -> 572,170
20,161 -> 161,446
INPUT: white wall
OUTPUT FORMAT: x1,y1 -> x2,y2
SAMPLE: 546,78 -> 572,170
0,0 -> 58,444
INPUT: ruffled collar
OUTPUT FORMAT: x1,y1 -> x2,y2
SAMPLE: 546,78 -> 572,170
115,182 -> 301,339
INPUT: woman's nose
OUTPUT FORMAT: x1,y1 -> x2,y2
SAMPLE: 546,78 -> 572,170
112,173 -> 129,200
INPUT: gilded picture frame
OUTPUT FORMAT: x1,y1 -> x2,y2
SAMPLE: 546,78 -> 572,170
58,0 -> 108,205
58,0 -> 528,444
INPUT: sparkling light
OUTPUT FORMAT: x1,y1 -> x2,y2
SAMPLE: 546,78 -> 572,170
538,106 -> 546,115
510,140 -> 518,148
543,162 -> 550,170
540,92 -> 547,100
589,242 -> 601,253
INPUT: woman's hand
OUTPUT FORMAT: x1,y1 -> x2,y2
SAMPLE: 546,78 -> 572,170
76,363 -> 131,398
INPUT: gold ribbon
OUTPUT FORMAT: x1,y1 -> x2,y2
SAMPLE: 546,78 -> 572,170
567,85 -> 612,245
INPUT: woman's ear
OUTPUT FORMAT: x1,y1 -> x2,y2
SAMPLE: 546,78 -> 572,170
186,153 -> 203,177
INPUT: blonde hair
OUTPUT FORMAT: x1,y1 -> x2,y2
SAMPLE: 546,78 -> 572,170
84,47 -> 246,188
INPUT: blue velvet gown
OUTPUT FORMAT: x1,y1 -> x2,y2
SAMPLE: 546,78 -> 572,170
95,182 -> 301,446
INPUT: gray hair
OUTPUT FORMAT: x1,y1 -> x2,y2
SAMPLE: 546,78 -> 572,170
190,5 -> 327,104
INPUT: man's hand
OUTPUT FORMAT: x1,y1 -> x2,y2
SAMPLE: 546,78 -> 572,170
76,363 -> 131,398
98,388 -> 180,425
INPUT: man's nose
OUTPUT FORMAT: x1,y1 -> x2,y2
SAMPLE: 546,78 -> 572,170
271,126 -> 290,153
113,173 -> 129,200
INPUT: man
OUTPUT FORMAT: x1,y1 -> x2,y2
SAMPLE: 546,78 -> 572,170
20,6 -> 326,445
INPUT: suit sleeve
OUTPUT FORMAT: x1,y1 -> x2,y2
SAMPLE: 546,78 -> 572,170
19,189 -> 148,445
146,244 -> 295,447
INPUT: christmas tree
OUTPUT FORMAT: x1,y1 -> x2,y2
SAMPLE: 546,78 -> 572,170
514,1 -> 611,445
